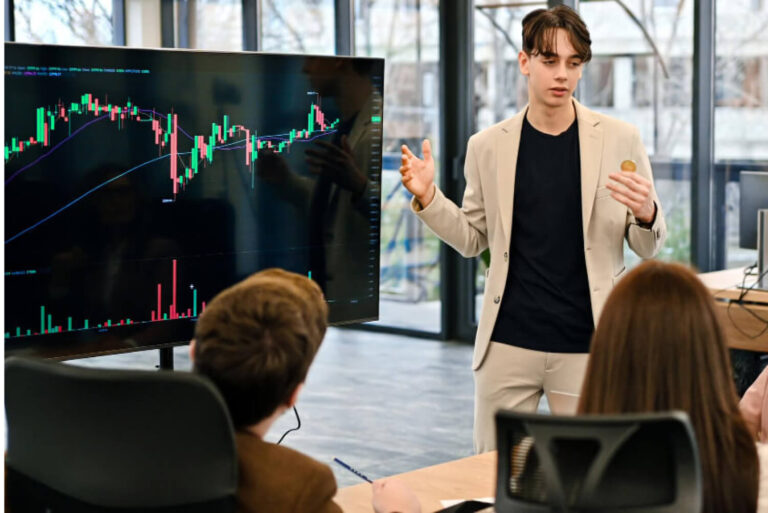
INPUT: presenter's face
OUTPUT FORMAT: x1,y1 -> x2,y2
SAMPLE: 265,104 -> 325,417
519,28 -> 584,109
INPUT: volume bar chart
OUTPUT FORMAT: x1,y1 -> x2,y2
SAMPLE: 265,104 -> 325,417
4,259 -> 204,339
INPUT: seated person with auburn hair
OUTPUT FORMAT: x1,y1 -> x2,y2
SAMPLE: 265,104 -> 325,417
190,269 -> 420,513
578,260 -> 768,513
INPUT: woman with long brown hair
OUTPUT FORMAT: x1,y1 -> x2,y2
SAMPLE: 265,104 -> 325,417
578,260 -> 766,513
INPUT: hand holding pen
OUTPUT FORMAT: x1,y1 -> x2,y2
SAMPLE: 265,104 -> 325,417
333,457 -> 421,513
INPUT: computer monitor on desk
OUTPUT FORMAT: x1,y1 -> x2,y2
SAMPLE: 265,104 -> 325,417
739,171 -> 768,290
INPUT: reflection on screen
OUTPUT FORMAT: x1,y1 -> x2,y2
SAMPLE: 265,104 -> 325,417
4,43 -> 383,359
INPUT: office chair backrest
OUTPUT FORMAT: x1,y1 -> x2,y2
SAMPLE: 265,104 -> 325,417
494,410 -> 702,513
5,356 -> 238,512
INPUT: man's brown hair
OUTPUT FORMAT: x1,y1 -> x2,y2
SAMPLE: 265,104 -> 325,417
579,261 -> 758,513
193,269 -> 328,428
521,5 -> 592,63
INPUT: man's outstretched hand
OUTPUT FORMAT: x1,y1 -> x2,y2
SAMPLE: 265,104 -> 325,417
400,139 -> 436,208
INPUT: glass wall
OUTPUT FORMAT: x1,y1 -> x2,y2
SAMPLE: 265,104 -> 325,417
715,0 -> 768,268
473,1 -> 542,131
184,0 -> 243,51
579,0 -> 693,268
13,0 -> 113,45
260,0 -> 335,55
355,0 -> 441,333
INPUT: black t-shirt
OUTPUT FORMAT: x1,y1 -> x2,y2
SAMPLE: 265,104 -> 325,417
489,115 -> 594,353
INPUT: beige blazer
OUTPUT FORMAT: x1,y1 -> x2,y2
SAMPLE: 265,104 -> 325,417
412,99 -> 666,370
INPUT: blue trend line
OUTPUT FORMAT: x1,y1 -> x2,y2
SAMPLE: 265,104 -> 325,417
138,109 -> 196,141
5,153 -> 170,244
6,109 -> 335,185
264,130 -> 338,143
5,111 -> 340,243
5,115 -> 110,185
204,130 -> 337,152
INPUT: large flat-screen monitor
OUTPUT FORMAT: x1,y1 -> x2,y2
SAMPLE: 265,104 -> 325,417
739,171 -> 768,250
4,43 -> 383,359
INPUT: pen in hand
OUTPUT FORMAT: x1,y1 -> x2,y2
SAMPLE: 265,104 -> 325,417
333,457 -> 373,483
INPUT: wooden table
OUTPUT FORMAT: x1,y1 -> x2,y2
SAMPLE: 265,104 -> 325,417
334,451 -> 497,513
699,267 -> 768,352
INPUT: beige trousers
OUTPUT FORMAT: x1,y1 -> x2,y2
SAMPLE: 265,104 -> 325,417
473,341 -> 590,453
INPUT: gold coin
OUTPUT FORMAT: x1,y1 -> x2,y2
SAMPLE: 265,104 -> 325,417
620,159 -> 637,172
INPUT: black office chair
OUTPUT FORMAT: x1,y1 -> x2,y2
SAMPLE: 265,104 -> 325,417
5,356 -> 238,512
494,410 -> 702,513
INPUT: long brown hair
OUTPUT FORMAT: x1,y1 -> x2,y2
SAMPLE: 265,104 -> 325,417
579,260 -> 758,513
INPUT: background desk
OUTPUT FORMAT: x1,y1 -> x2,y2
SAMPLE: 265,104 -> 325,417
334,451 -> 496,513
699,268 -> 768,352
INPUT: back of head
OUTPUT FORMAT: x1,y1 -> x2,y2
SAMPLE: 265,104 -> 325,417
521,5 -> 592,63
193,269 -> 328,429
237,268 -> 328,344
579,260 -> 758,513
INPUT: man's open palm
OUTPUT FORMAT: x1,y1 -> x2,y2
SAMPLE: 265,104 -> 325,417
400,139 -> 436,207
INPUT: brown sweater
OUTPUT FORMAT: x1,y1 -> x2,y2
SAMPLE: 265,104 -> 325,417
235,431 -> 343,513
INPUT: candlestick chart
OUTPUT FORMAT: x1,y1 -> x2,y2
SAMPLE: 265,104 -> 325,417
4,43 -> 383,359
5,92 -> 340,244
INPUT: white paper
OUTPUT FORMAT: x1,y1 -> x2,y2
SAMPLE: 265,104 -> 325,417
439,497 -> 494,507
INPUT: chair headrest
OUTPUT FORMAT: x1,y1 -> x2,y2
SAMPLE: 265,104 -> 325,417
494,410 -> 702,513
5,356 -> 238,508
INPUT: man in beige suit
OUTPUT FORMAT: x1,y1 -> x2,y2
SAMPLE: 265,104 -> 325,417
400,6 -> 666,452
